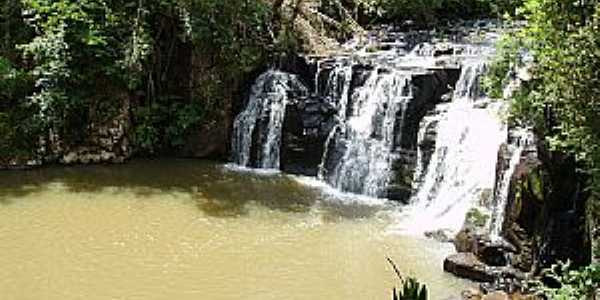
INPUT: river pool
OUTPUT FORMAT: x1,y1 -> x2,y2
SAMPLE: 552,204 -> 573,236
0,159 -> 471,300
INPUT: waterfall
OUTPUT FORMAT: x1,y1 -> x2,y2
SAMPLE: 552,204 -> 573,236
320,69 -> 412,197
393,59 -> 507,235
412,112 -> 442,188
489,66 -> 535,241
230,24 -> 514,237
489,129 -> 534,240
453,61 -> 487,100
231,70 -> 307,169
317,62 -> 353,179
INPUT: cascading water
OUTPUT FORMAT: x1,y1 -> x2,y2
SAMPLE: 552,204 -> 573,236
392,58 -> 507,235
320,69 -> 412,197
231,70 -> 307,169
488,63 -> 535,240
231,23 -> 517,238
489,128 -> 533,240
412,112 -> 442,188
317,61 -> 353,178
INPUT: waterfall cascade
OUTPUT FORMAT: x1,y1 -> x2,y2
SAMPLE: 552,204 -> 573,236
393,58 -> 507,235
489,128 -> 534,240
231,22 -> 523,236
231,71 -> 308,169
320,69 -> 412,197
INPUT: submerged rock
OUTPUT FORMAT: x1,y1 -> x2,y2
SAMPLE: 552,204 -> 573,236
424,229 -> 454,243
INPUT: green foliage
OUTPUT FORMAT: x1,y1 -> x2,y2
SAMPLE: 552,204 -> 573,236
387,258 -> 429,300
182,0 -> 272,73
482,34 -> 524,99
529,261 -> 600,299
364,0 -> 523,26
487,1 -> 600,196
486,2 -> 600,292
0,55 -> 40,159
466,208 -> 490,228
392,277 -> 428,300
133,101 -> 203,154
17,0 -> 144,146
1,0 -> 273,158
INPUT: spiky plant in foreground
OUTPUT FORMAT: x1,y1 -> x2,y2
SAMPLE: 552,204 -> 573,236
387,257 -> 429,300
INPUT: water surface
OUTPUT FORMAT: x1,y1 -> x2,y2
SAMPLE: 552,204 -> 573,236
0,159 -> 471,300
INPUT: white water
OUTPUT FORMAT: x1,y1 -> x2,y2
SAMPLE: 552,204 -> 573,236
489,67 -> 535,241
231,24 -> 519,238
231,70 -> 307,169
392,59 -> 507,236
489,129 -> 534,240
324,70 -> 412,197
412,112 -> 442,189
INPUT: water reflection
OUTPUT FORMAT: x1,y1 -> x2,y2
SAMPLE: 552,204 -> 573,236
0,159 -> 390,220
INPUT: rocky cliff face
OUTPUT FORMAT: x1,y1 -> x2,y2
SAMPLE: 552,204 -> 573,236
277,59 -> 459,179
502,139 -> 591,273
234,54 -> 460,202
445,129 -> 593,292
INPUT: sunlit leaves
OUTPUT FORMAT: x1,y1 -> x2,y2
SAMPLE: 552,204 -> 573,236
487,2 -> 600,260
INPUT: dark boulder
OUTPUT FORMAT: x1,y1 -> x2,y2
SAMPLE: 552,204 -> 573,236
444,253 -> 495,282
280,96 -> 336,176
444,253 -> 526,285
454,228 -> 515,267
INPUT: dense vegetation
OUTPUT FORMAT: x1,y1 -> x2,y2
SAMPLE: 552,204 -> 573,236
0,0 -> 523,161
485,0 -> 600,297
1,0 -> 274,157
326,0 -> 522,26
529,261 -> 600,299
378,0 -> 521,24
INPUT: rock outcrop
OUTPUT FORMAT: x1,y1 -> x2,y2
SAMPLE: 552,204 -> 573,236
274,60 -> 459,201
444,253 -> 496,282
502,140 -> 591,273
447,128 -> 592,296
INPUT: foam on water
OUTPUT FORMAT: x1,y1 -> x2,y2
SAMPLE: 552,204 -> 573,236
391,59 -> 507,236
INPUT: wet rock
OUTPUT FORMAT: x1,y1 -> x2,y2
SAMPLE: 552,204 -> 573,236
280,96 -> 335,176
414,115 -> 439,183
434,45 -> 455,57
502,138 -> 591,273
278,60 -> 460,195
444,253 -> 526,285
424,229 -> 453,243
385,68 -> 459,202
454,228 -> 481,253
385,185 -> 413,203
444,253 -> 495,282
454,228 -> 516,267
